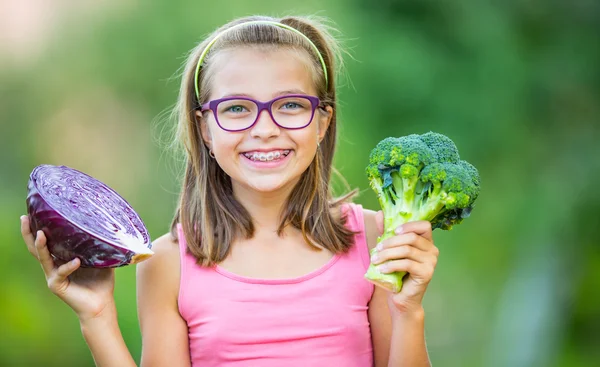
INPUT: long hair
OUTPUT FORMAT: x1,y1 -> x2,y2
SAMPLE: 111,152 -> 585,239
169,15 -> 356,266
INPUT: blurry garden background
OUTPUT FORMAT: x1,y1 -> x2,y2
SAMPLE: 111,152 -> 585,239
1,0 -> 599,366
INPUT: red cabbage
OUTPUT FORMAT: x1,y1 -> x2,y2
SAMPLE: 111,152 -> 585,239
26,164 -> 153,268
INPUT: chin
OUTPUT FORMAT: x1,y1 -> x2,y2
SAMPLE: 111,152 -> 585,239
234,174 -> 302,195
247,180 -> 291,193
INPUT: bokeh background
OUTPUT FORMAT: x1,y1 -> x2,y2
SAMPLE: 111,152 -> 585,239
1,0 -> 599,366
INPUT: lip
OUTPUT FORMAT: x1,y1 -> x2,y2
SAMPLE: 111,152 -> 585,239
240,150 -> 293,168
240,148 -> 291,153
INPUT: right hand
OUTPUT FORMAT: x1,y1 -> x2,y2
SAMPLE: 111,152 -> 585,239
21,215 -> 116,322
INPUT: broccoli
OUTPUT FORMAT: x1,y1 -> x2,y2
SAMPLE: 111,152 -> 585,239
364,132 -> 481,292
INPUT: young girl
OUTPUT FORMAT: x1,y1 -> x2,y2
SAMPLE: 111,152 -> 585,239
21,15 -> 439,367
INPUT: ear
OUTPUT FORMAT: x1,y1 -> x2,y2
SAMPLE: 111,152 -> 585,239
317,105 -> 333,144
196,110 -> 212,150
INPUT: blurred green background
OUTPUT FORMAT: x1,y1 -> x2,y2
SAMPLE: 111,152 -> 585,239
1,0 -> 599,366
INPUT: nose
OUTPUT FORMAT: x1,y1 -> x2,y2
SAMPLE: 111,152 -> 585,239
249,108 -> 280,139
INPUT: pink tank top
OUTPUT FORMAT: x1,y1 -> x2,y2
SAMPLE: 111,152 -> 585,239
177,203 -> 375,367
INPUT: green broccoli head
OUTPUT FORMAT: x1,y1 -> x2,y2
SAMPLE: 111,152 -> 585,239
368,137 -> 399,168
389,135 -> 435,168
420,131 -> 460,163
458,160 -> 481,202
364,132 -> 480,292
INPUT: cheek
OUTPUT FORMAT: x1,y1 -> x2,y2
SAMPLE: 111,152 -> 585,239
302,128 -> 320,150
206,121 -> 237,151
293,130 -> 319,161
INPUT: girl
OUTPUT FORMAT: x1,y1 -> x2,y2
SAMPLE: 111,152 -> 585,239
21,15 -> 439,367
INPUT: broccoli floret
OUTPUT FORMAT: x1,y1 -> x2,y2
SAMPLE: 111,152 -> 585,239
420,131 -> 460,163
364,132 -> 481,293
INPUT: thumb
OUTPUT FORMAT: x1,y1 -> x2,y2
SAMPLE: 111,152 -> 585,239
375,210 -> 384,235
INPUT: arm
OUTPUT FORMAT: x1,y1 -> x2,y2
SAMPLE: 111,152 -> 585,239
79,306 -> 137,367
136,233 -> 192,367
21,215 -> 136,367
79,233 -> 191,366
364,209 -> 434,367
21,217 -> 191,367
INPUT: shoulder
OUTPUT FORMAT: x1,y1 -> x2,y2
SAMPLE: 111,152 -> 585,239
136,232 -> 181,298
150,231 -> 180,254
361,208 -> 381,251
341,203 -> 380,251
144,231 -> 180,265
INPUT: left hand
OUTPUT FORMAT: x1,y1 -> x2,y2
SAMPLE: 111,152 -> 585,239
371,211 -> 439,314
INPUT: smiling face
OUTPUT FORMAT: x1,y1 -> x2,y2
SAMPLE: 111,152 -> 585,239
198,47 -> 332,198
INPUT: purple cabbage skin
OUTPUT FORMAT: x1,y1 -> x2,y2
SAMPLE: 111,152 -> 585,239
26,164 -> 153,268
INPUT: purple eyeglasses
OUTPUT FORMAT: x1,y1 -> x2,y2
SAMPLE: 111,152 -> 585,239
200,94 -> 324,132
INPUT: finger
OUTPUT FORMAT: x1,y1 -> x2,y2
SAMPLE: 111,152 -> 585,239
47,258 -> 80,295
56,258 -> 81,279
377,232 -> 432,252
377,259 -> 434,279
396,221 -> 433,242
375,210 -> 384,236
34,231 -> 55,276
20,215 -> 37,257
371,245 -> 432,265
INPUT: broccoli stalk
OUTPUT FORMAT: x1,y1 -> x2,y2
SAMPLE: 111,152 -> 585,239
364,133 -> 480,293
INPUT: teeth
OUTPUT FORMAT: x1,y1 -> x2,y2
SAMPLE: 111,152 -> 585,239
244,150 -> 290,162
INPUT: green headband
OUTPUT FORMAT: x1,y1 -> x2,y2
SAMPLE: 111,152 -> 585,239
193,20 -> 329,101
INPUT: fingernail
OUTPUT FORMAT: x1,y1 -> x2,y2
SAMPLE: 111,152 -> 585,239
71,258 -> 78,265
371,253 -> 379,263
395,226 -> 403,235
376,243 -> 383,251
377,264 -> 389,273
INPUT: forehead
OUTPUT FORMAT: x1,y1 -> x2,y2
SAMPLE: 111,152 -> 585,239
207,47 -> 317,99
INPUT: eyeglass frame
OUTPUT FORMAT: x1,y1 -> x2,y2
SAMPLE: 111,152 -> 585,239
199,94 -> 326,132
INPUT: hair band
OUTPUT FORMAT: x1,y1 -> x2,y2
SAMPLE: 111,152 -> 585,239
193,20 -> 329,101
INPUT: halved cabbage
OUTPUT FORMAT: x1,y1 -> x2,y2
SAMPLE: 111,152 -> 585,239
26,165 -> 153,268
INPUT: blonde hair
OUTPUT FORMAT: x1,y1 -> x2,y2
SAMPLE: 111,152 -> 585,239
169,15 -> 356,266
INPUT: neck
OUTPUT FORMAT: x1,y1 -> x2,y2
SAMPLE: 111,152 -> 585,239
232,181 -> 298,234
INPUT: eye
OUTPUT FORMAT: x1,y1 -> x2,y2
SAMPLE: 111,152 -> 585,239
277,98 -> 310,111
225,105 -> 248,113
282,102 -> 302,109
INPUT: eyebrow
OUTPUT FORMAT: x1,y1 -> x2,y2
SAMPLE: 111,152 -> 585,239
220,89 -> 309,99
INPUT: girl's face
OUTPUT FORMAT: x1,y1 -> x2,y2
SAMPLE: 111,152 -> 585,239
198,47 -> 332,197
